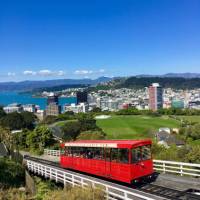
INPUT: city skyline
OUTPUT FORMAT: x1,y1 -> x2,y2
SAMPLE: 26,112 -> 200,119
1,0 -> 200,81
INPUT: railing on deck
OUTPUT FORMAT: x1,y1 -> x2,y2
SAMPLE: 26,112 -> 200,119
43,149 -> 200,178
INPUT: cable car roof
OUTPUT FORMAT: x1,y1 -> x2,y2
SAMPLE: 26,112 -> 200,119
62,139 -> 152,148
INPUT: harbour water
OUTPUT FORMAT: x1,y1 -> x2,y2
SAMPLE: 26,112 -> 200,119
0,92 -> 77,110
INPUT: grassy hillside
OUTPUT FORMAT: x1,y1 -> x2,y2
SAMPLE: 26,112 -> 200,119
96,115 -> 180,139
176,115 -> 200,123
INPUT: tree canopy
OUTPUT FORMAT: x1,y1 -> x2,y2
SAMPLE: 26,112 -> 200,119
0,111 -> 36,130
26,125 -> 54,154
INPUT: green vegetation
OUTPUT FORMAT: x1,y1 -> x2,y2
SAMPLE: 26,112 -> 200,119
176,115 -> 200,123
61,113 -> 106,141
0,188 -> 26,200
0,106 -> 6,119
116,107 -> 200,116
62,121 -> 82,141
77,130 -> 106,140
152,143 -> 200,163
0,178 -> 104,200
0,158 -> 25,188
26,125 -> 55,154
96,115 -> 180,139
0,111 -> 36,130
33,177 -> 104,200
41,111 -> 76,125
32,84 -> 87,93
115,76 -> 200,89
45,186 -> 104,200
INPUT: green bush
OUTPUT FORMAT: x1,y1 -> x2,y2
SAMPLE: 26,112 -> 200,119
0,158 -> 25,188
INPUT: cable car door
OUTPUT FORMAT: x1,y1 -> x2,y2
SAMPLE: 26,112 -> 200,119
105,148 -> 111,177
132,147 -> 144,179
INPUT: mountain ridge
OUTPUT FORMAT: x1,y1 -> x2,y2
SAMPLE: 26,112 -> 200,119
0,77 -> 112,91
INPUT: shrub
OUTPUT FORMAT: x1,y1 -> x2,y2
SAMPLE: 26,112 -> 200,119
44,186 -> 105,200
77,130 -> 106,140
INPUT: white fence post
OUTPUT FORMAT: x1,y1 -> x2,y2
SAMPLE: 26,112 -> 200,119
163,162 -> 165,174
180,164 -> 183,176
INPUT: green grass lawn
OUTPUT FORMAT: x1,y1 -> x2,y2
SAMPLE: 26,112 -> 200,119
96,115 -> 180,139
176,115 -> 200,123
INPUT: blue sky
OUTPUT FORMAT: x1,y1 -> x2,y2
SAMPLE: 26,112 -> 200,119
0,0 -> 200,82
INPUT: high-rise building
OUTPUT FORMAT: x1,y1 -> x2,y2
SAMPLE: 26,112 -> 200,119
46,93 -> 61,116
47,92 -> 59,105
46,103 -> 61,116
76,91 -> 88,104
149,83 -> 163,111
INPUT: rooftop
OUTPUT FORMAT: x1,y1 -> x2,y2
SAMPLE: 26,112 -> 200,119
63,139 -> 152,148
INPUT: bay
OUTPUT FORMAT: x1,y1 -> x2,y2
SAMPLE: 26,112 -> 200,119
0,92 -> 77,110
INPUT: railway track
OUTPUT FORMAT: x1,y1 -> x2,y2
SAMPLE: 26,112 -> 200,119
24,156 -> 200,200
140,184 -> 200,200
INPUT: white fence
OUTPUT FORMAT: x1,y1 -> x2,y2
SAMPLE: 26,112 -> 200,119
153,160 -> 200,177
44,149 -> 200,178
44,149 -> 60,157
26,159 -> 160,200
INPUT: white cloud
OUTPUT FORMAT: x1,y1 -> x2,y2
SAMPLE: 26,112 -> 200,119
23,69 -> 66,77
7,72 -> 16,76
74,70 -> 93,75
57,70 -> 65,76
74,69 -> 106,76
38,69 -> 53,76
23,70 -> 37,75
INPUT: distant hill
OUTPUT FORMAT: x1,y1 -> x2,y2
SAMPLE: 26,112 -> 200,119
0,76 -> 112,92
136,73 -> 200,79
114,76 -> 200,89
32,84 -> 88,93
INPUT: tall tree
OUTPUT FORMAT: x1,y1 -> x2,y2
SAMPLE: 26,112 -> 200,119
21,111 -> 36,130
26,125 -> 54,153
62,121 -> 81,141
0,112 -> 24,130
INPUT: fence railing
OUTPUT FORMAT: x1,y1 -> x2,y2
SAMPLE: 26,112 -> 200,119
43,149 -> 200,178
26,159 -> 159,200
44,149 -> 60,157
153,159 -> 200,177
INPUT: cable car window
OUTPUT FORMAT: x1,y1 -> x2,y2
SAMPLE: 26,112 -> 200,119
93,147 -> 104,160
118,149 -> 129,164
66,147 -> 72,157
132,148 -> 141,163
111,148 -> 118,162
142,145 -> 151,161
64,146 -> 67,156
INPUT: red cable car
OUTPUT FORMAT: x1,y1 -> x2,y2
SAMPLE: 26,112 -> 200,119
60,140 -> 154,184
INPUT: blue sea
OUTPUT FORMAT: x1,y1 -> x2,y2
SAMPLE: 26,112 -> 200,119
0,92 -> 77,110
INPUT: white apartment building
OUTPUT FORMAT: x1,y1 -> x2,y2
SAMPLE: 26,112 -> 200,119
3,103 -> 23,113
63,103 -> 89,113
22,104 -> 36,113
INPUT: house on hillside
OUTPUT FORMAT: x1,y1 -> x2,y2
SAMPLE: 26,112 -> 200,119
156,130 -> 185,148
158,127 -> 171,134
